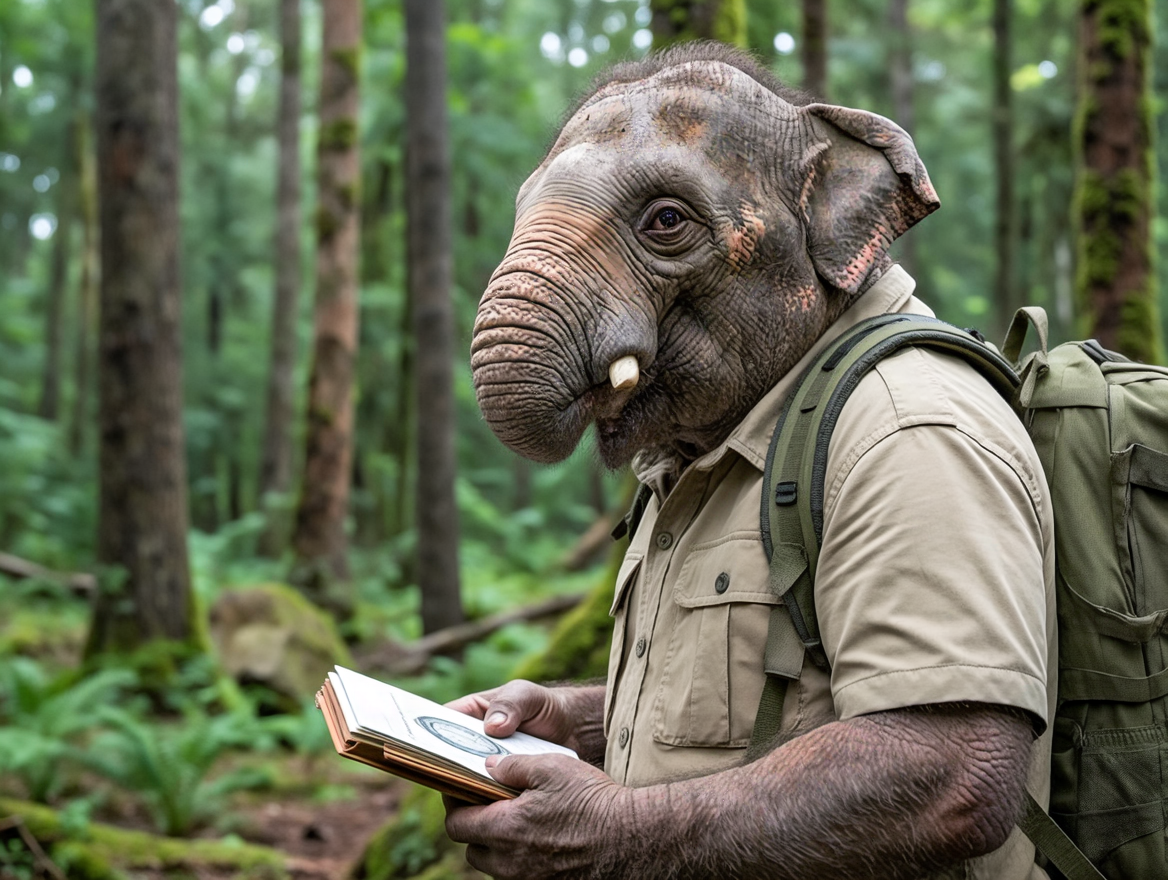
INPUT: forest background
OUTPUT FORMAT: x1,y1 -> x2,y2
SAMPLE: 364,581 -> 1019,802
0,0 -> 1165,877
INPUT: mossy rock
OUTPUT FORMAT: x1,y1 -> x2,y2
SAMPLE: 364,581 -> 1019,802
350,785 -> 481,880
209,583 -> 353,708
0,797 -> 288,879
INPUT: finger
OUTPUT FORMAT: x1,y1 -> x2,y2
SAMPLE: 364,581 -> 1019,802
479,680 -> 546,737
484,753 -> 578,791
443,802 -> 493,845
445,690 -> 497,719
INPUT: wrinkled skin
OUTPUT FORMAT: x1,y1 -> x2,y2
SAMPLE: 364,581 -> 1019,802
456,51 -> 1034,880
471,58 -> 937,467
445,682 -> 1034,880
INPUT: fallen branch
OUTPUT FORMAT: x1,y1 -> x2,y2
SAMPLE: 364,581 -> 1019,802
559,514 -> 619,572
0,815 -> 68,880
359,592 -> 586,675
0,551 -> 95,596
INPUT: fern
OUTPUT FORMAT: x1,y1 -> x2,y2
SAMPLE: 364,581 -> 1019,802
85,707 -> 272,836
0,658 -> 136,801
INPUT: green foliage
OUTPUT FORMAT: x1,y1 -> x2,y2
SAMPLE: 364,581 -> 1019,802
85,706 -> 274,837
0,796 -> 288,879
0,658 -> 137,802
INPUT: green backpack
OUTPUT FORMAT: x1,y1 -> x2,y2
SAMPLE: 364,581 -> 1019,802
748,308 -> 1168,880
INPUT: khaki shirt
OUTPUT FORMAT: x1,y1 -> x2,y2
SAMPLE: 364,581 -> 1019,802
603,266 -> 1056,880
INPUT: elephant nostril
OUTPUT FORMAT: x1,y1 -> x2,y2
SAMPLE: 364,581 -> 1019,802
608,355 -> 640,391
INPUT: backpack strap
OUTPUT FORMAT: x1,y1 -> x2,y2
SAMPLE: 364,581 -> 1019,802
748,314 -> 1019,758
1019,793 -> 1106,880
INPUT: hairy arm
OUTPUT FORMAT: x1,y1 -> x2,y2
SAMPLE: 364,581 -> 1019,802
446,701 -> 1034,880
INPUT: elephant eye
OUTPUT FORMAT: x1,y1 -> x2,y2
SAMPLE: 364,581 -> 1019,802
654,208 -> 682,230
641,202 -> 690,235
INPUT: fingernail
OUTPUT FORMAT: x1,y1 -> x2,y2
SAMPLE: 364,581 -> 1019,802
485,712 -> 507,727
484,755 -> 499,769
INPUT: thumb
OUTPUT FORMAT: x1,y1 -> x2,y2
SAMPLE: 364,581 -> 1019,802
479,680 -> 545,737
484,754 -> 563,791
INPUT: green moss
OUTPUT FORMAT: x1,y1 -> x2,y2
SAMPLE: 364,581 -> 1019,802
512,548 -> 619,684
352,786 -> 467,880
711,0 -> 747,48
319,118 -> 358,151
1117,285 -> 1164,363
0,798 -> 288,879
338,179 -> 361,210
330,46 -> 361,81
316,206 -> 339,241
1092,0 -> 1149,60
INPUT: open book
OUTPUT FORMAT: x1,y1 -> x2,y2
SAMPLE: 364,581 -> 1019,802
316,666 -> 578,804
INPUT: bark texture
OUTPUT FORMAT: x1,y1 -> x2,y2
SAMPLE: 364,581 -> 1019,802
992,0 -> 1016,339
802,0 -> 828,99
649,0 -> 747,48
290,0 -> 362,609
886,0 -> 917,279
259,0 -> 304,554
88,0 -> 195,654
69,112 -> 99,455
38,181 -> 71,421
1074,0 -> 1162,362
406,0 -> 464,634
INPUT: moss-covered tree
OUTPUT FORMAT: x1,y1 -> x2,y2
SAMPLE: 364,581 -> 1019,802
259,0 -> 305,556
1073,0 -> 1162,363
290,0 -> 362,612
406,0 -> 465,634
87,0 -> 196,656
649,0 -> 746,48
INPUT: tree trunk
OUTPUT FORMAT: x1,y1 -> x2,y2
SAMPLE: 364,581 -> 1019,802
802,0 -> 828,99
290,0 -> 362,612
38,182 -> 72,422
69,112 -> 99,456
649,0 -> 746,48
87,0 -> 196,655
259,0 -> 304,556
886,0 -> 918,279
992,0 -> 1016,339
1074,0 -> 1161,362
406,0 -> 464,635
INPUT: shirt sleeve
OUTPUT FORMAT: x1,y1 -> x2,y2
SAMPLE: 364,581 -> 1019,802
814,362 -> 1051,729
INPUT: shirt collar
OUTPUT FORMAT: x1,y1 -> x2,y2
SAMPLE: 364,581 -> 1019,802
632,265 -> 930,491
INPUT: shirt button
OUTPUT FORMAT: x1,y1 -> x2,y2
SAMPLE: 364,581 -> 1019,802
655,531 -> 673,550
618,727 -> 630,748
715,572 -> 730,593
635,637 -> 647,657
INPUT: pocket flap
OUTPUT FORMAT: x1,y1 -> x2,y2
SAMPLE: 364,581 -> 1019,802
609,554 -> 643,616
673,533 -> 777,608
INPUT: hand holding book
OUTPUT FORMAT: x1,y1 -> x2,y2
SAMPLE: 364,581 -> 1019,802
316,666 -> 579,804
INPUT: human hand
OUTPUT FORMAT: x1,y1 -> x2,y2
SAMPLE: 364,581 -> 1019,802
446,679 -> 595,754
444,752 -> 631,880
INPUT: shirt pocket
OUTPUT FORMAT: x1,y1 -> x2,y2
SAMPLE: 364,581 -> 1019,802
604,553 -> 643,740
650,533 -> 777,748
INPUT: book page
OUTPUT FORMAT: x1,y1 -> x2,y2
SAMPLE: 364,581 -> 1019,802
331,666 -> 577,781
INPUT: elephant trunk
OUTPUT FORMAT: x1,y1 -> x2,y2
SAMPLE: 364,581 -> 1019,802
471,268 -> 652,464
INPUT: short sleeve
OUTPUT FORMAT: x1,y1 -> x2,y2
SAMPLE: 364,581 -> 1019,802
814,356 -> 1051,729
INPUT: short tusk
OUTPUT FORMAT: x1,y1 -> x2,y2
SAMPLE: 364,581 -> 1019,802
608,355 -> 640,391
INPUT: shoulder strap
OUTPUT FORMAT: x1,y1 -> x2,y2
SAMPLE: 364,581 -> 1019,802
747,314 -> 1018,759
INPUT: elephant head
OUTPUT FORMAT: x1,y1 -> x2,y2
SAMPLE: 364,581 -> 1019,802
471,44 -> 938,468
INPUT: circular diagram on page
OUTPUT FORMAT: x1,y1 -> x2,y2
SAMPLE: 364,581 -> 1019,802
416,716 -> 510,758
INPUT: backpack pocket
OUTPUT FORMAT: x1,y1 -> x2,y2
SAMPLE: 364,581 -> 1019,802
1049,715 -> 1168,872
650,534 -> 776,748
1111,443 -> 1168,616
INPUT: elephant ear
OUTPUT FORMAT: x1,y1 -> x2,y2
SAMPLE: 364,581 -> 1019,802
795,103 -> 939,295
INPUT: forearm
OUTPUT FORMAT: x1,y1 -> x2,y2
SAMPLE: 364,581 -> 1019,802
611,704 -> 1032,880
